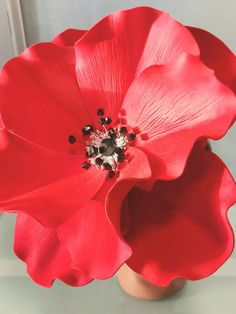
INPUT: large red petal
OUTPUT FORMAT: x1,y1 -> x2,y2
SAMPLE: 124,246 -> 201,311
0,131 -> 106,226
0,166 -> 106,227
188,27 -> 236,94
14,213 -> 92,287
122,53 -> 236,179
125,148 -> 236,286
52,28 -> 87,46
0,43 -> 88,154
0,130 -> 85,201
75,7 -> 199,126
58,200 -> 131,279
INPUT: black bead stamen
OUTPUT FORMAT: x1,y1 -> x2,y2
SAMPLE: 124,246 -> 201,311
92,146 -> 99,154
97,108 -> 104,116
108,170 -> 115,178
103,163 -> 112,170
95,157 -> 103,166
117,153 -> 125,162
105,117 -> 112,125
82,161 -> 91,169
99,117 -> 106,125
108,128 -> 117,139
128,133 -> 136,141
114,147 -> 123,155
115,147 -> 125,162
82,124 -> 94,135
109,133 -> 117,140
86,152 -> 92,158
99,146 -> 106,154
119,126 -> 127,135
68,135 -> 76,144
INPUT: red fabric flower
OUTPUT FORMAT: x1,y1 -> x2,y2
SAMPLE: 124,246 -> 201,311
0,7 -> 236,287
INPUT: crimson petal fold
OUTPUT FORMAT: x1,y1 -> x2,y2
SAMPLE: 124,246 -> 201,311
125,148 -> 236,286
58,200 -> 132,279
0,43 -> 89,154
188,26 -> 236,94
122,53 -> 236,180
0,131 -> 106,226
75,6 -> 199,127
14,213 -> 92,287
52,28 -> 87,46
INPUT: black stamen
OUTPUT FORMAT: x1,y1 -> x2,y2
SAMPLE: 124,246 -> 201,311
109,133 -> 117,140
118,154 -> 125,162
93,146 -> 99,154
99,117 -> 106,125
97,108 -> 104,116
95,157 -> 103,166
128,133 -> 136,141
108,128 -> 117,139
105,117 -> 112,125
82,124 -> 94,135
114,147 -> 125,162
103,163 -> 112,170
86,152 -> 94,158
99,146 -> 106,154
108,170 -> 115,178
119,126 -> 127,135
114,147 -> 123,155
82,161 -> 91,169
68,135 -> 76,144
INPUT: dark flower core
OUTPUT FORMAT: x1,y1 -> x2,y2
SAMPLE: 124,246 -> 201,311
68,109 -> 136,178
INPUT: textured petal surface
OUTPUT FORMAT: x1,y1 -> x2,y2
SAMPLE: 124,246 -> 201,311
106,180 -> 135,237
119,146 -> 152,180
0,43 -> 88,154
0,166 -> 106,227
125,148 -> 236,286
14,214 -> 92,287
101,147 -> 152,239
188,26 -> 236,94
122,54 -> 236,179
0,130 -> 85,201
0,131 -> 106,226
52,28 -> 87,46
75,6 -> 199,126
58,200 -> 131,279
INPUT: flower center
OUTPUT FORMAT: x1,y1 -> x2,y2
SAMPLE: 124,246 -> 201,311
68,108 -> 136,178
100,138 -> 116,156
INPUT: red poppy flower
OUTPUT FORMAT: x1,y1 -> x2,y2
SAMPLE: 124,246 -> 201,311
0,7 -> 236,286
